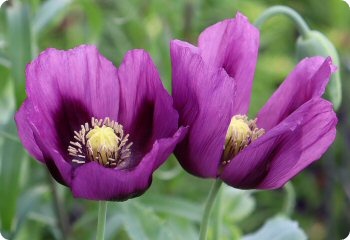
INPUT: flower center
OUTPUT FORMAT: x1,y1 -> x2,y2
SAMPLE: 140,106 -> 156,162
68,117 -> 132,168
222,115 -> 265,165
86,126 -> 120,165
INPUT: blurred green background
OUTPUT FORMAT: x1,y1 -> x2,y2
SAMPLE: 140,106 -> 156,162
0,0 -> 349,239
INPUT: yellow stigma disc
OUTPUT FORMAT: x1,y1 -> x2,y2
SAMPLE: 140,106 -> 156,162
86,126 -> 119,164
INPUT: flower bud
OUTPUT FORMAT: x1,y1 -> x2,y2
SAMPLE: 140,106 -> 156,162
296,30 -> 342,110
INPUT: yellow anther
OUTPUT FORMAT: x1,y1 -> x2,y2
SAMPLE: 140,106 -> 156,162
222,115 -> 264,165
68,117 -> 132,168
225,117 -> 252,146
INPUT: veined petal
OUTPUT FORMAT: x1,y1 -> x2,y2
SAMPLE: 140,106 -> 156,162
221,98 -> 337,189
117,50 -> 179,161
257,57 -> 335,130
172,39 -> 199,54
198,12 -> 260,114
29,113 -> 73,186
171,40 -> 235,178
71,127 -> 187,200
15,99 -> 44,162
25,45 -> 120,155
16,45 -> 186,201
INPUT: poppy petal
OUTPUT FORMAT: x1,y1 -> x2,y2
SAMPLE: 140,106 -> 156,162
221,98 -> 337,189
198,12 -> 260,114
171,40 -> 235,178
257,57 -> 335,131
71,127 -> 187,200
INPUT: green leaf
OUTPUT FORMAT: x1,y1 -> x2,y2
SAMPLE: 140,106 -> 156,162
33,0 -> 72,35
14,185 -> 50,236
0,77 -> 14,125
105,214 -> 124,240
242,216 -> 307,240
121,202 -> 151,240
0,120 -> 28,237
160,219 -> 198,240
221,186 -> 256,223
0,52 -> 11,69
106,199 -> 194,240
6,2 -> 32,107
78,0 -> 103,44
141,195 -> 202,222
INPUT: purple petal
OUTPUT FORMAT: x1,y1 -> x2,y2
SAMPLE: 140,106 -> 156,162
71,127 -> 187,201
117,50 -> 180,164
29,112 -> 73,186
15,99 -> 44,162
198,12 -> 260,114
171,40 -> 235,178
221,98 -> 337,189
172,40 -> 199,54
25,45 -> 120,156
257,57 -> 335,131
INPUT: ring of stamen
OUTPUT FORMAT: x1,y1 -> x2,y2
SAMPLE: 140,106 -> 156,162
222,115 -> 265,165
68,117 -> 133,168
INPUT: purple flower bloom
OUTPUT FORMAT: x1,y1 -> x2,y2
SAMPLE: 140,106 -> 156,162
171,13 -> 337,189
15,45 -> 186,200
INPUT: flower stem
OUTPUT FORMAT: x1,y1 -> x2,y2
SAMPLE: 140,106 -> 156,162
212,185 -> 223,240
47,172 -> 69,239
254,5 -> 311,39
96,201 -> 108,240
199,179 -> 223,240
283,182 -> 295,216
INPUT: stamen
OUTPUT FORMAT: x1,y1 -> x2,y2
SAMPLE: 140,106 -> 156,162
67,117 -> 132,168
222,115 -> 265,165
72,159 -> 86,164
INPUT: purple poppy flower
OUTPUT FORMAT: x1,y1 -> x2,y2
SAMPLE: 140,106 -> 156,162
15,45 -> 186,200
171,13 -> 337,189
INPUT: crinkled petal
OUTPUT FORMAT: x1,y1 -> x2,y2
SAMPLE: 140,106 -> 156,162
15,99 -> 44,162
71,127 -> 187,200
171,40 -> 235,178
257,57 -> 335,131
117,50 -> 180,165
198,12 -> 260,114
221,98 -> 337,189
25,45 -> 120,156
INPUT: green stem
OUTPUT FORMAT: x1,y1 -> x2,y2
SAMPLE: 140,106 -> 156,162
212,185 -> 222,240
199,179 -> 223,240
47,174 -> 69,239
96,201 -> 108,240
254,5 -> 311,39
283,182 -> 295,216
